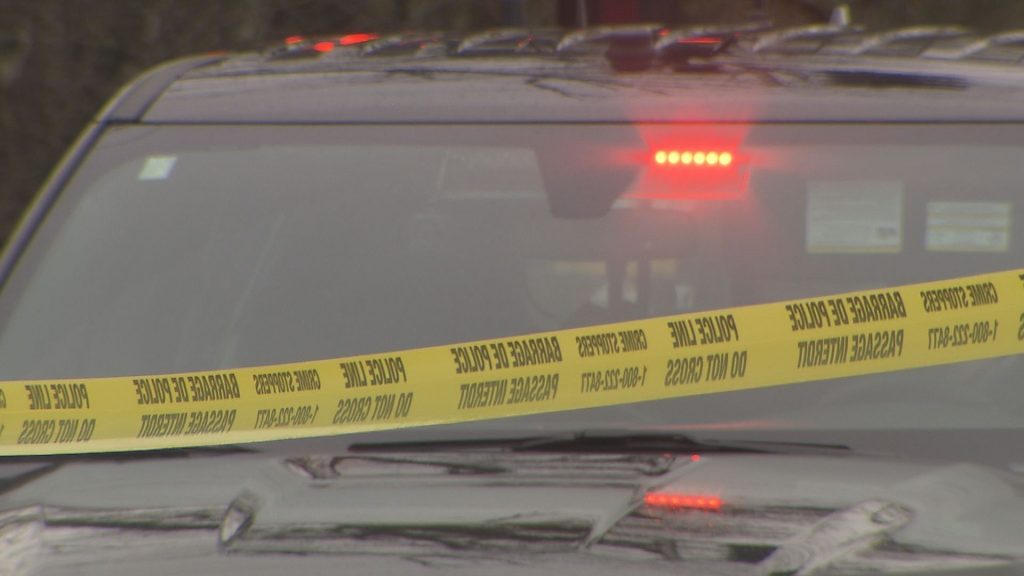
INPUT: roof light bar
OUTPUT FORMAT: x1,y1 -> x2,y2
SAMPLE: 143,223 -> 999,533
273,33 -> 379,58
339,33 -> 379,46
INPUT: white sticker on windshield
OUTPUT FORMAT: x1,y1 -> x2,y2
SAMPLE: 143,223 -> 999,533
138,156 -> 177,181
806,181 -> 903,254
926,201 -> 1011,252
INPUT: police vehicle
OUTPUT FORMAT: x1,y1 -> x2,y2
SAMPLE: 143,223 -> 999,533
2,6 -> 1024,575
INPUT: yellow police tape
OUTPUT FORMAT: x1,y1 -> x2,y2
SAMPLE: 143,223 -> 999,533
1,268 -> 1023,456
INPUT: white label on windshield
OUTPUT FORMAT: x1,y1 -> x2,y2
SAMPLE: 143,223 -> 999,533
926,201 -> 1011,252
806,181 -> 903,253
138,156 -> 177,181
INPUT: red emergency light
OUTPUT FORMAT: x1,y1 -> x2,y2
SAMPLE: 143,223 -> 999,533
340,33 -> 380,46
653,149 -> 733,167
625,146 -> 746,200
644,491 -> 722,511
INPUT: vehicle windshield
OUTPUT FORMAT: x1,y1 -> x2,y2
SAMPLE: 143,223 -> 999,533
0,122 -> 1020,434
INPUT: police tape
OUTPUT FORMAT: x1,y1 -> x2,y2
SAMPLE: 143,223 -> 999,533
1,268 -> 1023,456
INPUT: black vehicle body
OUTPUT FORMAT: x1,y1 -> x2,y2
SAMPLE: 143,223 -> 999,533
3,23 -> 1024,575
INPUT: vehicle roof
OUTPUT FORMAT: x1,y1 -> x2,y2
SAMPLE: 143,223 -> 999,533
111,28 -> 1024,124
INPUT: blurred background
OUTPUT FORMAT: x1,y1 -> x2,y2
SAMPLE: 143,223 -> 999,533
3,0 -> 1024,244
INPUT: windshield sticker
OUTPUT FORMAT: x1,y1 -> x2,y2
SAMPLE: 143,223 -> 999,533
926,201 -> 1012,253
806,181 -> 903,254
137,155 -> 178,181
0,268 -> 1022,456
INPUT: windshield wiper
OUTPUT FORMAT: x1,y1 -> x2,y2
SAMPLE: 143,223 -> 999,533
0,444 -> 253,465
349,430 -> 850,456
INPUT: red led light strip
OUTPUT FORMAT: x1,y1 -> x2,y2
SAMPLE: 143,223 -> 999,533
644,492 -> 722,511
653,150 -> 733,167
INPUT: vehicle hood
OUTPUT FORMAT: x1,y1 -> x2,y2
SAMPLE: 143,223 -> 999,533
2,448 -> 1024,576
